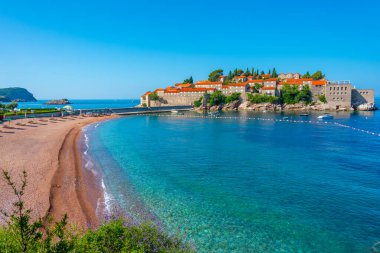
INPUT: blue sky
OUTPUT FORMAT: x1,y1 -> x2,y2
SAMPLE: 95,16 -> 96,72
0,0 -> 379,99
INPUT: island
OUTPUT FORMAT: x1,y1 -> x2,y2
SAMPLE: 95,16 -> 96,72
0,87 -> 37,102
140,69 -> 376,111
44,98 -> 71,105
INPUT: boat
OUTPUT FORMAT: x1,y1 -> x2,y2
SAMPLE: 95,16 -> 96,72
283,117 -> 289,120
300,113 -> 309,116
208,111 -> 220,117
171,110 -> 179,114
317,114 -> 333,120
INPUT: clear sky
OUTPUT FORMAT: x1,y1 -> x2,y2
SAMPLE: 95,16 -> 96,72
0,0 -> 379,99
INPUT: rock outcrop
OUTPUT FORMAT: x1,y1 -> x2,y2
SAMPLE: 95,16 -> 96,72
356,103 -> 377,111
45,99 -> 71,105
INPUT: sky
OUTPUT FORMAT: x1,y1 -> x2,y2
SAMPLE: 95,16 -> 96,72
0,0 -> 379,99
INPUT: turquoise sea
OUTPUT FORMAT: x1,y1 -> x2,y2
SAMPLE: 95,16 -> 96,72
82,104 -> 380,252
15,99 -> 139,109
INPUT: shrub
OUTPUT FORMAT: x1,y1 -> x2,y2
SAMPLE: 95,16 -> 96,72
208,90 -> 226,106
193,96 -> 203,107
247,93 -> 278,104
225,93 -> 241,103
148,93 -> 160,101
318,94 -> 327,103
280,84 -> 312,104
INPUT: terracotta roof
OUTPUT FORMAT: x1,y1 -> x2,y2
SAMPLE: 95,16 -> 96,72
248,79 -> 264,83
175,83 -> 192,88
264,78 -> 278,82
262,74 -> 271,77
195,81 -> 223,85
164,90 -> 180,93
261,87 -> 276,90
312,80 -> 327,86
154,88 -> 165,92
142,91 -> 152,96
180,88 -> 215,92
229,82 -> 248,87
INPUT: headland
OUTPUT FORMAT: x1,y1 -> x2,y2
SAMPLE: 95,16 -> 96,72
140,69 -> 376,111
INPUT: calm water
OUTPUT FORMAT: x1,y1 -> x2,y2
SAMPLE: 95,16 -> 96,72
84,108 -> 380,252
15,99 -> 139,109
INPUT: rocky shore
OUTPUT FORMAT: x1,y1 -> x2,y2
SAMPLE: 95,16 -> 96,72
199,101 -> 377,112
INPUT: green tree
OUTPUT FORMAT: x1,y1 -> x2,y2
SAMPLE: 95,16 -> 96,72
311,70 -> 325,80
227,71 -> 233,81
271,68 -> 277,78
280,84 -> 312,104
260,70 -> 265,75
247,93 -> 278,104
302,71 -> 311,78
225,93 -> 241,103
193,96 -> 203,107
6,102 -> 18,110
245,68 -> 251,76
208,69 -> 223,82
252,83 -> 263,93
251,68 -> 255,76
236,69 -> 244,76
183,76 -> 193,84
148,92 -> 160,101
319,94 -> 327,103
295,85 -> 312,104
208,90 -> 226,106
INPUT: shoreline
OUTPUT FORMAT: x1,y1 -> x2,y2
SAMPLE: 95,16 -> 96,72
0,115 -> 118,229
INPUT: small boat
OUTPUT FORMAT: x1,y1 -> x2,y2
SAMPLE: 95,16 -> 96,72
300,113 -> 309,116
208,111 -> 220,117
171,110 -> 179,114
317,114 -> 333,120
283,117 -> 289,120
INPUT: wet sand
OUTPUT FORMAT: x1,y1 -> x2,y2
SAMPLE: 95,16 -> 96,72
0,115 -> 117,228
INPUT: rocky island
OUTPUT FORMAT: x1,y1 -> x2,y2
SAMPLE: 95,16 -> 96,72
140,68 -> 376,112
44,98 -> 71,105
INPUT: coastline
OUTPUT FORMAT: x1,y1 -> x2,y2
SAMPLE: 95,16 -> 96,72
0,115 -> 118,228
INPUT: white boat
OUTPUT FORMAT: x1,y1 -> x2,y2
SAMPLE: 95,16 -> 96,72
317,114 -> 333,120
171,110 -> 179,114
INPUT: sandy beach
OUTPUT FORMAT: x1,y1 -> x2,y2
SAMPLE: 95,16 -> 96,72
0,115 -> 116,228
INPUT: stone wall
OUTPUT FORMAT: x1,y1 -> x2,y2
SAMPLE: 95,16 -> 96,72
351,89 -> 375,106
325,83 -> 352,109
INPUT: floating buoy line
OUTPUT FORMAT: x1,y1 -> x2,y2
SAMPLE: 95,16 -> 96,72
134,113 -> 380,137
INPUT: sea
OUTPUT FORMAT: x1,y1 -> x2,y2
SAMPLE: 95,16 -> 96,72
15,99 -> 140,109
23,99 -> 380,252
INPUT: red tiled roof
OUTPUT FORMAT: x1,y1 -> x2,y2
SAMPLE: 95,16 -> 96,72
264,78 -> 278,82
229,82 -> 248,87
195,81 -> 223,85
261,87 -> 276,90
248,79 -> 264,83
180,88 -> 215,92
312,80 -> 327,86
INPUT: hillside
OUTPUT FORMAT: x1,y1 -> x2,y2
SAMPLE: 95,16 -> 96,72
0,87 -> 37,102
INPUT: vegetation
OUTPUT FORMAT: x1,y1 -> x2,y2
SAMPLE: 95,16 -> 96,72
208,69 -> 223,82
0,170 -> 192,253
280,84 -> 312,104
252,83 -> 263,93
225,93 -> 241,103
311,70 -> 325,80
193,96 -> 203,107
271,68 -> 277,78
0,107 -> 60,117
247,93 -> 278,104
302,71 -> 311,79
183,76 -> 193,84
318,94 -> 327,103
208,90 -> 225,106
148,92 -> 160,101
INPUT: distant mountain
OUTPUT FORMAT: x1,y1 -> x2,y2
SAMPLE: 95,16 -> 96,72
0,87 -> 37,102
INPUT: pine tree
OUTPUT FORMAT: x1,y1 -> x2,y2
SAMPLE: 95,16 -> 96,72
269,69 -> 271,75
245,68 -> 251,76
271,68 -> 277,78
251,67 -> 255,76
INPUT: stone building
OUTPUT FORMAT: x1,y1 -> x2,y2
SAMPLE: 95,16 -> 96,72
325,81 -> 352,109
